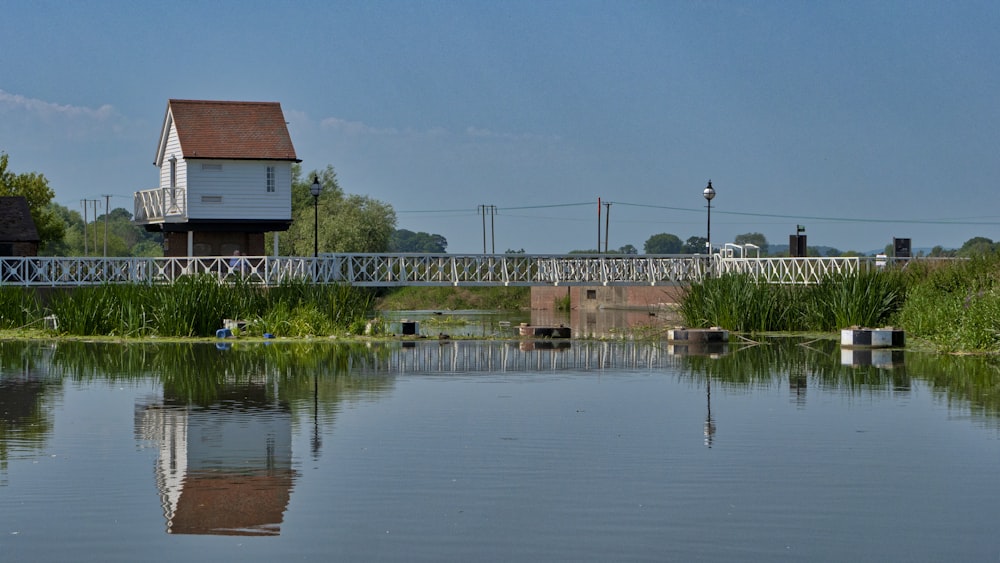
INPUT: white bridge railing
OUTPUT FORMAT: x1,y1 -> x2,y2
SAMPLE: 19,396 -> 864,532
716,256 -> 861,284
0,254 -> 871,287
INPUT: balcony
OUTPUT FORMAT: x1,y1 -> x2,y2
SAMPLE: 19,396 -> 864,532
134,187 -> 187,224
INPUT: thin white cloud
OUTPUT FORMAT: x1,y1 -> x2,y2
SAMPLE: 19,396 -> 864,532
318,115 -> 560,143
464,126 -> 561,143
0,89 -> 115,120
320,117 -> 399,136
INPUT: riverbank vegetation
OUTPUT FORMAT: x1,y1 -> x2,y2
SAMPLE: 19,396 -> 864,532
2,276 -> 376,338
680,271 -> 906,333
681,254 -> 1000,353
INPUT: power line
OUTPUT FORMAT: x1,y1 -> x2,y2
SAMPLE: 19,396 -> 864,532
402,198 -> 1000,227
610,201 -> 1000,226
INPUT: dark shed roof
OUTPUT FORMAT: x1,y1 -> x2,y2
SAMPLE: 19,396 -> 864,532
0,197 -> 40,242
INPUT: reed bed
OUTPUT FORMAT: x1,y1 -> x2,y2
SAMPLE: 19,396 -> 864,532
44,275 -> 375,338
0,286 -> 41,329
680,271 -> 905,333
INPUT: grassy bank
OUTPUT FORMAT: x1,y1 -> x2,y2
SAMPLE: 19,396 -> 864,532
680,255 -> 1000,353
375,286 -> 529,311
893,256 -> 1000,352
1,275 -> 376,338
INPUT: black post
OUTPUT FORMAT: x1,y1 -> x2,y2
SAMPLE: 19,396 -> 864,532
703,180 -> 716,254
706,200 -> 711,252
313,194 -> 319,258
311,175 -> 322,258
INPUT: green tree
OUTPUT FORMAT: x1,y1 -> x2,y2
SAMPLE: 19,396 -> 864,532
0,152 -> 65,249
41,203 -> 162,256
733,232 -> 768,255
681,236 -> 708,254
644,233 -> 682,254
618,244 -> 638,255
390,229 -> 448,252
928,245 -> 955,258
957,237 -> 996,257
279,164 -> 397,255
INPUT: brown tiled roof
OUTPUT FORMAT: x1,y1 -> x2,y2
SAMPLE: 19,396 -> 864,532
168,99 -> 298,161
0,196 -> 40,242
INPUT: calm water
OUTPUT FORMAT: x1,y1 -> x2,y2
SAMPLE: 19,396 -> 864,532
0,338 -> 998,562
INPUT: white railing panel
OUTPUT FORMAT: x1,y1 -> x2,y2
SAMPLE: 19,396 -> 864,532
0,254 -> 886,287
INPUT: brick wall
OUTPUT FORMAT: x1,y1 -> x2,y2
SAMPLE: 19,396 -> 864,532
531,285 -> 687,310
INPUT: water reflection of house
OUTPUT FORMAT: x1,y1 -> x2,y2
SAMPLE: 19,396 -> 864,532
135,383 -> 295,535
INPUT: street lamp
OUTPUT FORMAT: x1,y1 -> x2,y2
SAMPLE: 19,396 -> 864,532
311,175 -> 322,258
703,180 -> 716,254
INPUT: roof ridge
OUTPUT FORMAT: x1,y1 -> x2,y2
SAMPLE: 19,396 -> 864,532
169,99 -> 280,106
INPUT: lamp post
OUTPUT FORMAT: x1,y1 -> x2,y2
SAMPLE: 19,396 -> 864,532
703,180 -> 716,254
311,175 -> 322,258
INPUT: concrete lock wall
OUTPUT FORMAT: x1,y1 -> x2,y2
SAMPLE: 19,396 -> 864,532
531,286 -> 687,310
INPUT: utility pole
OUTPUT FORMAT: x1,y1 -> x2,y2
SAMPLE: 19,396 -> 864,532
479,204 -> 487,253
603,201 -> 611,254
81,200 -> 89,256
597,197 -> 601,253
490,205 -> 496,253
91,199 -> 99,255
102,195 -> 111,257
478,204 -> 496,254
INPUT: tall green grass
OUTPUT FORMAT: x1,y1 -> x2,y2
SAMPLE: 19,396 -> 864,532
43,275 -> 375,338
680,274 -> 796,332
680,271 -> 905,333
0,287 -> 41,329
801,271 -> 906,331
894,254 -> 1000,352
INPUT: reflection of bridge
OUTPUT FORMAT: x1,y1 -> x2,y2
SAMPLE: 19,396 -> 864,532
350,340 -> 695,374
0,253 -> 868,287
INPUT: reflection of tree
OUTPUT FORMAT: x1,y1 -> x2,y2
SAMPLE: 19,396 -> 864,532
45,340 -> 396,405
674,336 -> 1000,427
0,342 -> 61,482
676,337 -> 910,391
906,352 -> 1000,426
0,377 -> 57,480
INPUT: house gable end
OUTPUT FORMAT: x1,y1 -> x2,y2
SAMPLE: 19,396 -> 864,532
155,106 -> 175,169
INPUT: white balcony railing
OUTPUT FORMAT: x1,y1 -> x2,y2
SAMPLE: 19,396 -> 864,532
134,187 -> 186,223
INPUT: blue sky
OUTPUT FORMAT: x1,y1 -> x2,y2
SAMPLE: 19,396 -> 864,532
2,0 -> 999,254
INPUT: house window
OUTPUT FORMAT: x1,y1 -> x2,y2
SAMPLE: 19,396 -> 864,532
169,156 -> 177,188
266,166 -> 276,192
586,290 -> 597,300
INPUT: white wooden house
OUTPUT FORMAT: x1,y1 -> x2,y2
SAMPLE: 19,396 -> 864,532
134,99 -> 300,257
